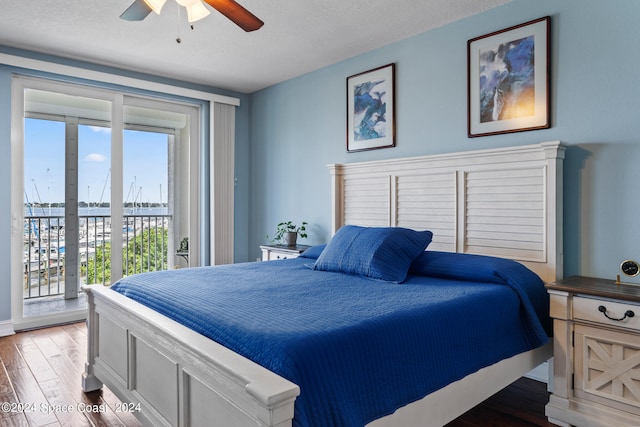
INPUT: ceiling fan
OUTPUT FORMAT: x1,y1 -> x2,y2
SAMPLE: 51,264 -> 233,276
120,0 -> 264,32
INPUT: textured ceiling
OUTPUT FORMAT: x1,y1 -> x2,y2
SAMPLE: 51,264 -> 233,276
0,0 -> 510,93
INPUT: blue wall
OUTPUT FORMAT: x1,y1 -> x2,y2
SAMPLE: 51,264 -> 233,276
247,0 -> 640,280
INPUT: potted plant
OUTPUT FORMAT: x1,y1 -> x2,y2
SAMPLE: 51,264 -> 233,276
269,221 -> 308,246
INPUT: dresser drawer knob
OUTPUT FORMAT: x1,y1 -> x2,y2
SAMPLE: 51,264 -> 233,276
598,305 -> 635,321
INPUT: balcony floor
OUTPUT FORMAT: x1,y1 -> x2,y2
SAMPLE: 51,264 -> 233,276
23,292 -> 87,318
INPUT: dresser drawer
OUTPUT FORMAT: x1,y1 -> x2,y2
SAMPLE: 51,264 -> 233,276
573,296 -> 640,331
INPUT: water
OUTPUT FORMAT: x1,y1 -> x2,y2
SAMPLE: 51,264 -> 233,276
24,206 -> 169,218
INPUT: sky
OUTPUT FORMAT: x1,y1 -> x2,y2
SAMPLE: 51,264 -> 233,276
24,118 -> 169,206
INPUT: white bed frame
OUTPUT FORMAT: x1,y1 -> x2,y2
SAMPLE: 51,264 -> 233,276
83,141 -> 565,427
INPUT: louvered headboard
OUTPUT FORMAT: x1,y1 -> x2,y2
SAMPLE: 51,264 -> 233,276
328,141 -> 565,283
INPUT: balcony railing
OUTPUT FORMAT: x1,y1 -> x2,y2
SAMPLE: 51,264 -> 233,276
24,214 -> 172,300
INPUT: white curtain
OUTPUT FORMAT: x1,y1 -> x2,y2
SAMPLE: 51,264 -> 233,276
210,102 -> 235,265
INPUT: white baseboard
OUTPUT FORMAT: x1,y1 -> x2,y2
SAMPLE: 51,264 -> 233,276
0,320 -> 15,337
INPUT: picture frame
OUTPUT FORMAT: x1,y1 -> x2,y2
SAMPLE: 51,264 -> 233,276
347,63 -> 395,152
467,16 -> 550,138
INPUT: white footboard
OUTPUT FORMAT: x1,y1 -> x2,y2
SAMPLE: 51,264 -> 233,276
81,285 -> 300,427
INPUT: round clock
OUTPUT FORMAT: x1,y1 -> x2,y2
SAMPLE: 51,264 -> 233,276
620,259 -> 640,277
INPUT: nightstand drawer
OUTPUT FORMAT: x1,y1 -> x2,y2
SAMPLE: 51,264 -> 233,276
574,296 -> 640,332
260,244 -> 311,261
265,251 -> 300,261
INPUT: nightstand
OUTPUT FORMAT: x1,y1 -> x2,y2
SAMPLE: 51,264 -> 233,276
260,244 -> 311,261
545,276 -> 640,427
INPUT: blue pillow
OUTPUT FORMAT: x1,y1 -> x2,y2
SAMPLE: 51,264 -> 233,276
313,225 -> 433,283
408,250 -> 551,337
410,250 -> 534,283
298,244 -> 326,259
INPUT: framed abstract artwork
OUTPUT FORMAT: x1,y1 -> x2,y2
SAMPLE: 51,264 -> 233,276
347,63 -> 395,152
468,16 -> 550,137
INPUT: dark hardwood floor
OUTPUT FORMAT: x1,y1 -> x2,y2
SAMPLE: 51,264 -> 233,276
445,377 -> 558,427
1,323 -> 557,426
0,322 -> 141,427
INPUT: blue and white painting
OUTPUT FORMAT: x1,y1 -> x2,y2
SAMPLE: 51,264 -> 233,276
353,79 -> 387,141
479,35 -> 535,123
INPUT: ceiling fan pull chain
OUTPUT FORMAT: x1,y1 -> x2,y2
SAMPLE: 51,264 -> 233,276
176,4 -> 182,43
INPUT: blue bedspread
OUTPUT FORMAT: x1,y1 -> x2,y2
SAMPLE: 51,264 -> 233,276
111,249 -> 550,427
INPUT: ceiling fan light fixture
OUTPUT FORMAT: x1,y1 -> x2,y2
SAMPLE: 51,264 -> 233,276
143,0 -> 167,14
120,0 -> 263,32
185,1 -> 211,23
175,0 -> 210,23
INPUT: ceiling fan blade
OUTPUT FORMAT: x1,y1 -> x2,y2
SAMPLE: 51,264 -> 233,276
203,0 -> 264,32
120,0 -> 153,21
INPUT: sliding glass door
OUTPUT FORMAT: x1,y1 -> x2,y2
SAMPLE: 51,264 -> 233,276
22,89 -> 113,324
13,79 -> 198,330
